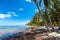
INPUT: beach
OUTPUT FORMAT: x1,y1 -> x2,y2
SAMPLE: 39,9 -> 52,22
0,26 -> 60,40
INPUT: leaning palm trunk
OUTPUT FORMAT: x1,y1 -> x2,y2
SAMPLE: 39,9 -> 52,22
33,0 -> 51,32
45,7 -> 55,31
37,5 -> 51,32
44,0 -> 55,31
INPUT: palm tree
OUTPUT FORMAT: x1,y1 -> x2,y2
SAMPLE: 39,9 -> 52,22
50,0 -> 60,28
31,0 -> 51,32
43,0 -> 55,31
52,0 -> 60,28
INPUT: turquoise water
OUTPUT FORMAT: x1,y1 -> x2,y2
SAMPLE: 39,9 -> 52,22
0,26 -> 29,34
0,26 -> 28,29
0,26 -> 29,40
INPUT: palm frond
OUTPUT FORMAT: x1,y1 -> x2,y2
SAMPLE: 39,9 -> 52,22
44,0 -> 49,7
39,0 -> 43,6
32,0 -> 39,7
52,0 -> 57,4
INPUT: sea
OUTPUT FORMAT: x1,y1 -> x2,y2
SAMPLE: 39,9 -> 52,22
0,26 -> 29,40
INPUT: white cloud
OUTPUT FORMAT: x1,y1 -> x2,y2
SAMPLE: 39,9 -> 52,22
35,9 -> 38,12
19,8 -> 24,11
0,14 -> 12,19
26,0 -> 32,2
0,12 -> 18,19
8,12 -> 18,16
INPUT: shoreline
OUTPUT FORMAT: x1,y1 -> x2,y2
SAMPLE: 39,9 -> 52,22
25,25 -> 58,29
0,26 -> 59,40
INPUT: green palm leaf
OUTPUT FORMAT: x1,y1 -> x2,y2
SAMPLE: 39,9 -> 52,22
52,0 -> 58,4
39,0 -> 43,6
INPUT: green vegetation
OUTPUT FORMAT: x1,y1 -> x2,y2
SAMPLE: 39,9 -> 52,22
27,13 -> 44,26
27,0 -> 60,32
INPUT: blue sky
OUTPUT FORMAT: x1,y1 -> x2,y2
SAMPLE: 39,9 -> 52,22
0,0 -> 44,26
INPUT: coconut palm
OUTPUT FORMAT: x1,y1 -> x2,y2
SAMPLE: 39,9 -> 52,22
52,0 -> 60,27
31,0 -> 51,32
43,0 -> 55,31
50,0 -> 60,27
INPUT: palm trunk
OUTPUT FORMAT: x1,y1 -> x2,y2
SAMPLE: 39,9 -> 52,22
45,7 -> 55,31
36,3 -> 51,32
57,18 -> 60,29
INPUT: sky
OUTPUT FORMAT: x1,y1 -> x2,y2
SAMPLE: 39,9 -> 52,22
0,0 -> 44,26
